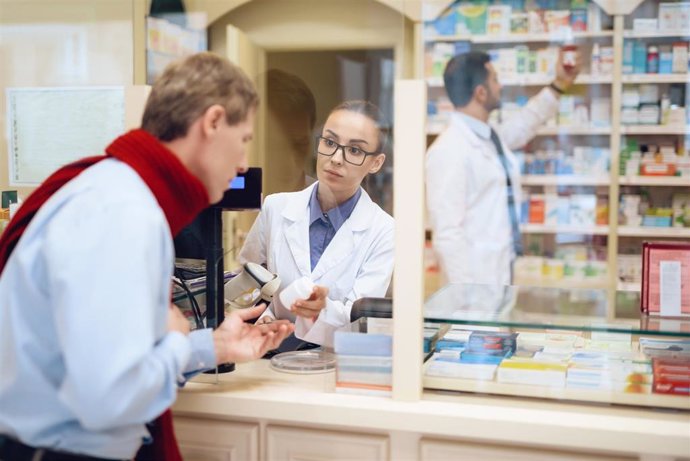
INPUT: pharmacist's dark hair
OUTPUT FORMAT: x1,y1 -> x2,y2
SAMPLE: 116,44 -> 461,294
443,51 -> 491,108
328,100 -> 390,155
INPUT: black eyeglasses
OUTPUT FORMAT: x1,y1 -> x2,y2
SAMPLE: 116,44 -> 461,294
315,136 -> 378,166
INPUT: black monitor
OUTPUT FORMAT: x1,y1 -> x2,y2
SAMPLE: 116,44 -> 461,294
214,167 -> 262,210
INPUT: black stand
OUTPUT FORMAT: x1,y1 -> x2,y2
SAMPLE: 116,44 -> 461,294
203,207 -> 235,374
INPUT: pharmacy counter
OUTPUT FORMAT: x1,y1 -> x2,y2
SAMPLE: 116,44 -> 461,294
172,360 -> 690,460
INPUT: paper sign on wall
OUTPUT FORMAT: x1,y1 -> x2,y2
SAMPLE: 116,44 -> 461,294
6,87 -> 125,186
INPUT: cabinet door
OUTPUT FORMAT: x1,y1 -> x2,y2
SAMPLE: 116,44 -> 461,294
420,439 -> 636,461
175,417 -> 259,461
266,425 -> 389,461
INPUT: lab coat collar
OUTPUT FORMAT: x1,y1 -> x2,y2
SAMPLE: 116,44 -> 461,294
282,182 -> 373,232
449,112 -> 484,149
281,182 -> 374,278
456,112 -> 491,140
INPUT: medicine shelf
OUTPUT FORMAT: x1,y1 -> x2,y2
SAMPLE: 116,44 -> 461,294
427,74 -> 612,88
514,277 -> 610,290
536,126 -> 611,136
621,74 -> 690,84
426,31 -> 614,44
522,175 -> 611,186
620,125 -> 690,135
520,224 -> 610,235
619,176 -> 690,186
617,226 -> 690,238
623,29 -> 690,39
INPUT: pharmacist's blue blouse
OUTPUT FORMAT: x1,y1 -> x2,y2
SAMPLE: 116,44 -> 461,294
0,159 -> 216,459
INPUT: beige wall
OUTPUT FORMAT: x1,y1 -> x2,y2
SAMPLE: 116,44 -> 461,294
0,0 -> 135,197
207,0 -> 412,65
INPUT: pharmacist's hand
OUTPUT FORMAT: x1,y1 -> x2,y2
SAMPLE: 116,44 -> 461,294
290,285 -> 329,321
167,303 -> 190,336
553,47 -> 582,92
213,304 -> 294,364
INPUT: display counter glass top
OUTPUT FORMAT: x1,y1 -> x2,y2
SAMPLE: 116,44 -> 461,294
424,283 -> 690,338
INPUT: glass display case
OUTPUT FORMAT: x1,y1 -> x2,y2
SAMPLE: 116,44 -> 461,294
423,283 -> 690,410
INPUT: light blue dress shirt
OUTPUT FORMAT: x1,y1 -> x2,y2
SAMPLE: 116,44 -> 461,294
0,159 -> 215,459
456,112 -> 491,140
308,184 -> 361,271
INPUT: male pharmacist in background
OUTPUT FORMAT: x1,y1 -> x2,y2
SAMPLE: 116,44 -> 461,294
0,52 -> 293,461
426,49 -> 581,286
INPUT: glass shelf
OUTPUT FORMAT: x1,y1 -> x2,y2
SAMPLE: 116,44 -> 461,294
424,283 -> 690,338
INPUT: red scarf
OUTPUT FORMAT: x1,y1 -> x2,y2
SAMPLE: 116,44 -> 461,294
0,129 -> 209,460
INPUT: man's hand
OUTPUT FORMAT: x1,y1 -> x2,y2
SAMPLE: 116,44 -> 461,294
553,47 -> 582,93
167,303 -> 190,335
290,285 -> 329,321
213,304 -> 294,364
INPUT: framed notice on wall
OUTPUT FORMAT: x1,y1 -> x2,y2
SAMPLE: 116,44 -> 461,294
641,241 -> 690,317
6,87 -> 125,186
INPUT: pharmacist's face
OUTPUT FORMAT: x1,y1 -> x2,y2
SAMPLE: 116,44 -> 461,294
482,63 -> 502,112
316,110 -> 385,201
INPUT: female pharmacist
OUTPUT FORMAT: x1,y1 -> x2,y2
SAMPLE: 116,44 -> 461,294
239,100 -> 394,349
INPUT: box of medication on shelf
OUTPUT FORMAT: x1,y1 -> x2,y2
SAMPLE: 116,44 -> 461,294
672,193 -> 690,228
658,2 -> 690,31
633,18 -> 658,32
640,161 -> 677,176
456,2 -> 488,35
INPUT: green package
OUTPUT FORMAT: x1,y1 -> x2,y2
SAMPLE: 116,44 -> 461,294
456,1 -> 488,35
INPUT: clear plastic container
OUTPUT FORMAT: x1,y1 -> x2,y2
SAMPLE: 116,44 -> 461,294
269,350 -> 336,374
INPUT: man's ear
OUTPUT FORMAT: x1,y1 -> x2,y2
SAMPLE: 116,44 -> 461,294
368,153 -> 386,174
474,84 -> 487,104
201,104 -> 226,137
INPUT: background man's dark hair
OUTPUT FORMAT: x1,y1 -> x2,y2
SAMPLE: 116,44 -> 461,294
443,51 -> 491,108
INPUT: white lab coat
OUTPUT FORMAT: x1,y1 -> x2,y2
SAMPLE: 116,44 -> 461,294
426,88 -> 559,286
239,182 -> 394,347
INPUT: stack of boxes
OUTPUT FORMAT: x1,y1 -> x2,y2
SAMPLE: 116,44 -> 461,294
334,330 -> 392,396
623,40 -> 689,76
619,191 -> 690,229
427,328 -> 690,396
641,338 -> 690,396
519,146 -> 610,176
425,0 -> 603,38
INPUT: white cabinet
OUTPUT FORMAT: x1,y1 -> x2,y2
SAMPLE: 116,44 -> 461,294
420,439 -> 637,461
266,425 -> 389,461
175,417 -> 259,461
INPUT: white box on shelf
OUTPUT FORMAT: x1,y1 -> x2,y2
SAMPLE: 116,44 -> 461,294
599,46 -> 614,75
622,87 -> 640,108
672,42 -> 689,73
621,108 -> 639,125
587,2 -> 601,32
487,5 -> 511,35
590,98 -> 611,127
544,194 -> 559,225
658,2 -> 678,30
632,18 -> 658,32
569,194 -> 596,226
639,84 -> 659,104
